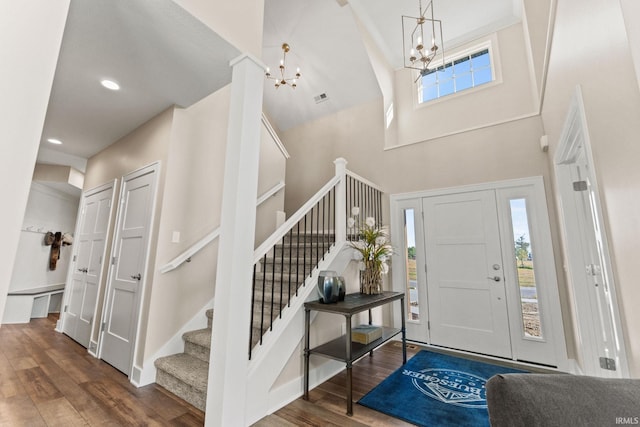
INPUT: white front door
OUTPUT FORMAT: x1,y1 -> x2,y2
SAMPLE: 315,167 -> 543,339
100,164 -> 158,375
391,178 -> 567,367
63,182 -> 114,348
423,190 -> 512,358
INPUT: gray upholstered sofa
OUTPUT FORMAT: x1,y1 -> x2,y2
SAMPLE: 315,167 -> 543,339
486,373 -> 640,426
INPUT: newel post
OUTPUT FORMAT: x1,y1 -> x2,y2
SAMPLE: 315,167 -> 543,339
206,53 -> 265,427
334,158 -> 347,243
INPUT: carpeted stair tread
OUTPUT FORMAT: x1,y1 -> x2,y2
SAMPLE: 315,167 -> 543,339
183,328 -> 212,349
155,353 -> 208,393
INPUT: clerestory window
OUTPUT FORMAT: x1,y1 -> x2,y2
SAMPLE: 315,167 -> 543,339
417,48 -> 493,104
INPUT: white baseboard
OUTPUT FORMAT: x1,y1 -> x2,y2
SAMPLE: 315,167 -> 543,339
567,358 -> 584,375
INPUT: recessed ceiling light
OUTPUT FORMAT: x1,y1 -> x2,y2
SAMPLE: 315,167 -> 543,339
100,79 -> 120,91
47,138 -> 62,145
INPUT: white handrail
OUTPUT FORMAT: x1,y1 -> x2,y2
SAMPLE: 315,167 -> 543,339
253,176 -> 340,264
159,228 -> 221,274
256,180 -> 285,207
346,169 -> 384,192
161,180 -> 286,274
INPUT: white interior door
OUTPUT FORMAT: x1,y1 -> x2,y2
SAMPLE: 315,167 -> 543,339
63,183 -> 114,347
100,164 -> 157,375
422,190 -> 512,358
554,86 -> 628,377
565,155 -> 622,376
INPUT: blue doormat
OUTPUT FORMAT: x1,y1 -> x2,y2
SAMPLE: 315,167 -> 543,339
358,350 -> 526,427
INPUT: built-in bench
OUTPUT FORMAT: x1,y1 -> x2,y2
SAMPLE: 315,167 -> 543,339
2,284 -> 65,324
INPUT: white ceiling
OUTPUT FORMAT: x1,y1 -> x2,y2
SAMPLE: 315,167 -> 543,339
38,0 -> 521,168
38,0 -> 239,163
262,0 -> 522,131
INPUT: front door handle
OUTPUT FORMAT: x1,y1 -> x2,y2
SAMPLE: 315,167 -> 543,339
487,276 -> 501,282
131,273 -> 141,281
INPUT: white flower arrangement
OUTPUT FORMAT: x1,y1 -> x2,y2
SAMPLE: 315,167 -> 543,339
347,207 -> 393,294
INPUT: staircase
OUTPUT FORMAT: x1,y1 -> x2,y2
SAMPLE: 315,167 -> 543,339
153,162 -> 383,415
154,232 -> 331,411
154,308 -> 213,411
251,231 -> 333,349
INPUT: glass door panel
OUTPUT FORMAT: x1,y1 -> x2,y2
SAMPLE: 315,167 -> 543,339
403,208 -> 419,321
509,198 -> 543,340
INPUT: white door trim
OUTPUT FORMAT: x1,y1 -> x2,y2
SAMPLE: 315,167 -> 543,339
97,162 -> 160,378
553,86 -> 629,377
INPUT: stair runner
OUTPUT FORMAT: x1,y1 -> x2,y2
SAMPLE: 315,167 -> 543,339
154,232 -> 333,411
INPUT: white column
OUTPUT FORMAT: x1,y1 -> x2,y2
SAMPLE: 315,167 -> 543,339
205,53 -> 265,427
334,158 -> 348,242
0,1 -> 70,324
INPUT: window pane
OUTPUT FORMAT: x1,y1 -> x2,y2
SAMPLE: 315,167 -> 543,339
437,64 -> 453,81
474,67 -> 492,86
439,79 -> 454,97
510,199 -> 543,339
404,209 -> 419,321
471,50 -> 490,68
453,56 -> 471,74
422,71 -> 437,87
455,73 -> 473,92
423,85 -> 438,102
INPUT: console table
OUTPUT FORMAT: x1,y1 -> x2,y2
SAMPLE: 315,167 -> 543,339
303,291 -> 406,415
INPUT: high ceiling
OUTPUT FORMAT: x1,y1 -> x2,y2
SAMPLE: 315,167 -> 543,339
37,0 -> 522,169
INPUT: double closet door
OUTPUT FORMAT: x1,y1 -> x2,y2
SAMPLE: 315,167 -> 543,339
62,163 -> 158,377
391,178 -> 566,368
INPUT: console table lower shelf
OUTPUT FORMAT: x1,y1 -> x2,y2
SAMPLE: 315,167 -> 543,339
303,291 -> 407,415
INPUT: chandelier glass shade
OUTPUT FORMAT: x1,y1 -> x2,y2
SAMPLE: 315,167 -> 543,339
265,43 -> 301,89
402,0 -> 444,75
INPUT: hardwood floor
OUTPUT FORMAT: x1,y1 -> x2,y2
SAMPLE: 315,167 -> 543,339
0,314 -> 420,426
252,341 -> 422,427
0,314 -> 205,426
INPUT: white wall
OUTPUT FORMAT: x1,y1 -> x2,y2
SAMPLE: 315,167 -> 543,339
142,87 -> 288,363
172,0 -> 264,57
394,23 -> 538,148
281,97 -> 576,362
0,0 -> 70,323
541,0 -> 640,377
143,89 -> 231,362
619,0 -> 640,91
83,107 -> 174,348
10,183 -> 79,293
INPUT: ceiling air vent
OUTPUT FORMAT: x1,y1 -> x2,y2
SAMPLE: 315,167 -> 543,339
314,93 -> 329,104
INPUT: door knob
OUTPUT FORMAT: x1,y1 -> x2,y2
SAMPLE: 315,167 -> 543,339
487,276 -> 501,282
131,273 -> 141,280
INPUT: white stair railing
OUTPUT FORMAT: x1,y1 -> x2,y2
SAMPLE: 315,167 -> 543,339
249,158 -> 384,358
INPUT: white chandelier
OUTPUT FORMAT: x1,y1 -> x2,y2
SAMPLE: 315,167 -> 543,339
402,0 -> 445,75
265,43 -> 301,89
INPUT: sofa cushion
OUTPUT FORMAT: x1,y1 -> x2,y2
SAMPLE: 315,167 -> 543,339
486,373 -> 640,427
